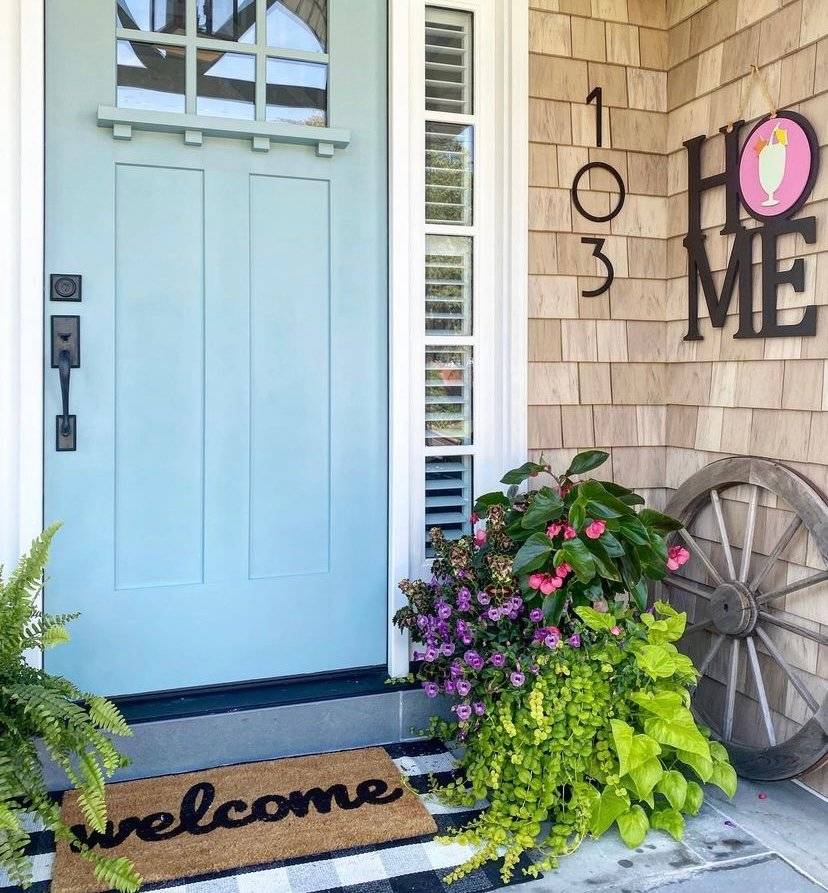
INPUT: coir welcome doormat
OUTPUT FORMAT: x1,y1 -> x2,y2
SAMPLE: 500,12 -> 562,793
52,746 -> 437,893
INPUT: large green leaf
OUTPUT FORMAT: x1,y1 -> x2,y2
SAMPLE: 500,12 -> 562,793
709,741 -> 730,763
639,508 -> 683,533
543,589 -> 568,624
566,450 -> 609,477
513,532 -> 555,575
675,748 -> 714,782
600,531 -> 626,557
617,805 -> 649,848
644,716 -> 711,758
617,516 -> 650,546
627,757 -> 664,800
590,786 -> 630,837
684,781 -> 703,816
578,481 -> 636,518
501,461 -> 547,485
521,490 -> 565,529
602,480 -> 645,506
629,579 -> 648,612
610,720 -> 634,775
631,690 -> 687,721
555,538 -> 598,583
583,538 -> 622,582
651,807 -> 684,840
656,770 -> 687,811
575,605 -> 615,632
473,491 -> 510,514
634,644 -> 679,679
710,762 -> 737,798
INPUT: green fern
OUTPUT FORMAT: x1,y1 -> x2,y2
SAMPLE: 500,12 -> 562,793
0,525 -> 141,891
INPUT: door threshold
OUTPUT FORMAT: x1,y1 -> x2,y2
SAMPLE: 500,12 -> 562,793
113,666 -> 411,724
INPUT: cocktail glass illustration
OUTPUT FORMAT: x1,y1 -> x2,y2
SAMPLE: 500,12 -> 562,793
757,127 -> 787,207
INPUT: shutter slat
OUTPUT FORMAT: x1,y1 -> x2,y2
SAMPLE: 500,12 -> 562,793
424,455 -> 473,557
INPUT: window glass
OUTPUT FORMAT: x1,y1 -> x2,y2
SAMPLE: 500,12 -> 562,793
117,39 -> 186,113
425,123 -> 473,226
197,49 -> 256,119
266,59 -> 327,126
425,346 -> 473,447
117,0 -> 186,34
197,0 -> 256,43
425,7 -> 472,115
425,235 -> 472,336
267,0 -> 327,52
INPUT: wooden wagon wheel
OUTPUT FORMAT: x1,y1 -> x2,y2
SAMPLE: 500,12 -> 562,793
663,457 -> 828,781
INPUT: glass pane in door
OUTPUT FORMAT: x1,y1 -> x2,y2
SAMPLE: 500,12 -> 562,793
197,0 -> 256,43
117,0 -> 186,34
197,49 -> 256,119
117,39 -> 186,112
266,0 -> 327,52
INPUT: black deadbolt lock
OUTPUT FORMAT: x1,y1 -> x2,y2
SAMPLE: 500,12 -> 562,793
50,273 -> 82,302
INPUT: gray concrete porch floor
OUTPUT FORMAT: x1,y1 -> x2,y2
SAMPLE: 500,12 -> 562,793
511,777 -> 827,893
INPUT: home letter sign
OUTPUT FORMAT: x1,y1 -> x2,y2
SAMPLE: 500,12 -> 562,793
683,111 -> 820,341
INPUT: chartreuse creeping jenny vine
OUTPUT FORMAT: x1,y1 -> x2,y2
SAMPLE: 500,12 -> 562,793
393,451 -> 737,882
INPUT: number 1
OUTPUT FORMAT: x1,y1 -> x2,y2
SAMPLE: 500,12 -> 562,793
587,86 -> 602,147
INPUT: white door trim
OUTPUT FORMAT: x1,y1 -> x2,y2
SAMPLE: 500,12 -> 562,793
386,0 -> 529,676
0,1 -> 45,606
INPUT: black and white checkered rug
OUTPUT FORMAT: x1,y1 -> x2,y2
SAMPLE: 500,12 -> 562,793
1,740 -> 536,893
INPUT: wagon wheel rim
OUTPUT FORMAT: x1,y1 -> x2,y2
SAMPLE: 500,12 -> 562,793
663,457 -> 828,781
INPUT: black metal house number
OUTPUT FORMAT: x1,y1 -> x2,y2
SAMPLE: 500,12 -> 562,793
570,87 -> 626,298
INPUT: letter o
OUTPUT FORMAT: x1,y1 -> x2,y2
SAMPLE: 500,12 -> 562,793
252,794 -> 290,822
571,162 -> 626,223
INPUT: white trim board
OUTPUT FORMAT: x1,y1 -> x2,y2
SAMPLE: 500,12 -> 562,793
386,0 -> 529,676
0,1 -> 45,585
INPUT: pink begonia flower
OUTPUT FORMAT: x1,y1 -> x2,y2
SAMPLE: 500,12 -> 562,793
473,528 -> 487,548
528,572 -> 545,590
563,524 -> 577,539
470,512 -> 479,525
555,562 -> 572,579
585,520 -> 606,539
540,574 -> 562,595
546,521 -> 563,538
611,625 -> 623,636
667,544 -> 690,571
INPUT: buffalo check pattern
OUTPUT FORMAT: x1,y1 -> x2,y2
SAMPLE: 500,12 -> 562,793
1,740 -> 537,893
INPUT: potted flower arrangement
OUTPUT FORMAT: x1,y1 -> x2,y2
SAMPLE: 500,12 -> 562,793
394,451 -> 736,882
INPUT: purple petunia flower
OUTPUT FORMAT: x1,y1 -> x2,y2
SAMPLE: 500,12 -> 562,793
456,679 -> 471,697
463,650 -> 481,667
416,615 -> 429,631
510,671 -> 526,688
456,703 -> 472,721
424,646 -> 439,662
568,633 -> 581,648
450,661 -> 463,678
529,608 -> 544,623
486,606 -> 501,622
530,664 -> 540,674
543,633 -> 559,649
443,679 -> 456,694
476,591 -> 491,606
423,681 -> 439,698
490,652 -> 506,668
473,701 -> 486,716
436,601 -> 452,620
441,641 -> 456,657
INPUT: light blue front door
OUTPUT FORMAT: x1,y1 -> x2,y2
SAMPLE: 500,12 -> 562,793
44,0 -> 388,696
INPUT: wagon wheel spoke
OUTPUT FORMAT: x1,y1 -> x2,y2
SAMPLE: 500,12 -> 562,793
698,632 -> 724,675
754,626 -> 821,715
663,576 -> 715,601
678,528 -> 725,587
758,611 -> 828,646
745,636 -> 776,746
710,489 -> 736,579
723,638 -> 741,741
685,617 -> 713,635
738,485 -> 759,583
749,515 -> 803,592
755,569 -> 828,606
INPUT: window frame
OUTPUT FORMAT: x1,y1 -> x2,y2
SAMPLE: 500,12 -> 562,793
387,0 -> 528,675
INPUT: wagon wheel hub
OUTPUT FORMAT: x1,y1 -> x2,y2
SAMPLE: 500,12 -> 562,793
709,581 -> 757,637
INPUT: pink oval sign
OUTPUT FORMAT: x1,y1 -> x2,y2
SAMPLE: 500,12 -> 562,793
739,113 -> 816,219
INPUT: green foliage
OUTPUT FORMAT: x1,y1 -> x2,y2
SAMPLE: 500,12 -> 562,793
0,525 -> 140,892
394,452 -> 737,884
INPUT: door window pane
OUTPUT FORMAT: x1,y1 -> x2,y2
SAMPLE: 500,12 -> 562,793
266,0 -> 327,52
117,0 -> 186,33
117,40 -> 186,113
265,59 -> 327,126
425,456 -> 473,557
426,123 -> 473,226
197,49 -> 255,119
425,7 -> 472,115
425,235 -> 472,336
197,0 -> 256,43
425,346 -> 473,447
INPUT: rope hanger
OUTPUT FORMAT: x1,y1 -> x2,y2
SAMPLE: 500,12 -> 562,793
726,64 -> 778,132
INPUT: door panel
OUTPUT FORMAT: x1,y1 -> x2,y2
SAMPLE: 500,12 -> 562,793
44,0 -> 388,696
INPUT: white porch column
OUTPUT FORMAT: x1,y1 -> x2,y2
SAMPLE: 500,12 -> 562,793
0,1 -> 44,571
